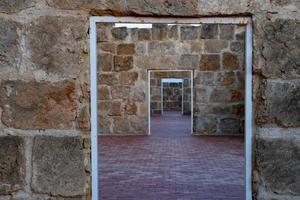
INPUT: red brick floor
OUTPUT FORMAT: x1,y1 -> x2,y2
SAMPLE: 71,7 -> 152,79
99,112 -> 245,200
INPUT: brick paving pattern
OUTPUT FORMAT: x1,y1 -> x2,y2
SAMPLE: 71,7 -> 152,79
99,112 -> 245,200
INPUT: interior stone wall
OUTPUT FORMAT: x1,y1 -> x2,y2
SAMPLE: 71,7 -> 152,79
98,23 -> 245,136
0,1 -> 299,200
150,71 -> 191,115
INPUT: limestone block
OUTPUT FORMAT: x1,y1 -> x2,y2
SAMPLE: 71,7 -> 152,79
32,136 -> 85,196
204,39 -> 228,53
113,56 -> 133,71
119,72 -> 138,85
99,42 -> 116,53
138,29 -> 151,41
179,54 -> 199,68
117,43 -> 135,55
195,116 -> 218,134
98,53 -> 113,72
0,136 -> 25,195
111,85 -> 130,100
0,81 -> 77,129
219,25 -> 234,40
201,24 -> 218,39
210,88 -> 231,102
98,85 -> 110,100
219,118 -> 241,134
180,26 -> 200,40
217,71 -> 236,86
111,27 -> 128,40
257,134 -> 300,195
0,0 -> 35,13
152,24 -> 168,40
200,54 -> 220,71
0,19 -> 21,70
223,52 -> 239,70
27,16 -> 87,77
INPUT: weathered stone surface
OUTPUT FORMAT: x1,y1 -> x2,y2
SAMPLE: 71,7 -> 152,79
210,88 -> 231,102
111,27 -> 128,40
200,54 -> 220,71
0,81 -> 77,129
204,40 -> 228,53
138,29 -> 151,40
0,19 -> 21,70
119,72 -> 138,85
99,42 -> 116,53
99,73 -> 117,85
201,24 -> 218,39
125,102 -> 137,115
111,85 -> 130,99
180,54 -> 199,68
0,136 -> 24,195
113,56 -> 133,71
168,25 -> 178,40
230,41 -> 244,52
152,24 -> 168,40
98,85 -> 110,100
135,42 -> 146,55
196,116 -> 217,134
195,87 -> 208,103
217,72 -> 236,86
219,118 -> 241,134
219,25 -> 234,40
131,87 -> 146,102
259,80 -> 300,127
129,116 -> 147,133
32,136 -> 85,196
195,72 -> 215,86
108,101 -> 122,116
27,15 -> 87,77
98,53 -> 113,71
117,43 -> 135,55
76,105 -> 90,131
180,26 -> 199,40
257,134 -> 300,195
160,42 -> 175,55
112,116 -> 130,133
0,0 -> 35,13
223,52 -> 239,70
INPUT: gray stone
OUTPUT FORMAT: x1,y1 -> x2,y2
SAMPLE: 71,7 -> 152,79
200,54 -> 220,71
0,0 -> 35,13
195,87 -> 208,103
196,116 -> 218,134
180,26 -> 200,40
201,24 -> 218,39
217,71 -> 236,86
32,136 -> 85,196
219,118 -> 241,134
0,136 -> 25,195
135,43 -> 146,55
0,19 -> 21,70
0,81 -> 77,129
113,56 -> 133,71
195,72 -> 215,86
152,24 -> 168,40
27,15 -> 87,76
179,54 -> 199,68
262,80 -> 300,127
138,29 -> 151,40
230,41 -> 244,52
204,39 -> 228,53
257,136 -> 300,195
223,52 -> 239,70
112,116 -> 130,133
168,25 -> 178,40
111,27 -> 128,40
98,53 -> 113,71
210,88 -> 231,102
160,42 -> 175,55
219,25 -> 234,40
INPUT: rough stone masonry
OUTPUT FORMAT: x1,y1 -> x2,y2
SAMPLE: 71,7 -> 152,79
0,0 -> 299,200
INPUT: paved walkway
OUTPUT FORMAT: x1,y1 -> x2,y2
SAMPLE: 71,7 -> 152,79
99,112 -> 245,200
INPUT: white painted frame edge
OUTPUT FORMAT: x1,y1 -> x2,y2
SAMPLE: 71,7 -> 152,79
90,16 -> 253,200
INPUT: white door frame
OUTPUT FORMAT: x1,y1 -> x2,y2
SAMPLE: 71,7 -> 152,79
160,78 -> 184,115
90,16 -> 253,200
149,71 -> 192,135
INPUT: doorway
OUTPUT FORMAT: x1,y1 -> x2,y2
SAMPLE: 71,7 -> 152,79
148,70 -> 193,135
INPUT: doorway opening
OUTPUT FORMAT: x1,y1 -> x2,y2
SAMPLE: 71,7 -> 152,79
91,16 -> 253,200
148,70 -> 193,135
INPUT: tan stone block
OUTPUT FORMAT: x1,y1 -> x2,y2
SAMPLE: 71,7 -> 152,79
200,54 -> 220,71
204,39 -> 228,53
223,52 -> 239,70
114,55 -> 133,71
119,72 -> 138,85
117,43 -> 135,55
98,85 -> 110,100
138,29 -> 151,40
98,53 -> 113,72
99,42 -> 116,53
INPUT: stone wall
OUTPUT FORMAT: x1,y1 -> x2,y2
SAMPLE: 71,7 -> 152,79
150,71 -> 191,115
98,23 -> 245,135
0,0 -> 299,199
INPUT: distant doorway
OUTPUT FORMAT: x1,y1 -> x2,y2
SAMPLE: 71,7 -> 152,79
148,70 -> 193,135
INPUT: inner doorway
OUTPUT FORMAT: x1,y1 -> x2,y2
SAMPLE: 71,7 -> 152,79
148,70 -> 193,135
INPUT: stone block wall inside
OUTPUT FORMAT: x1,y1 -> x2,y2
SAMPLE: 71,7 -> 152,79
98,23 -> 245,135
